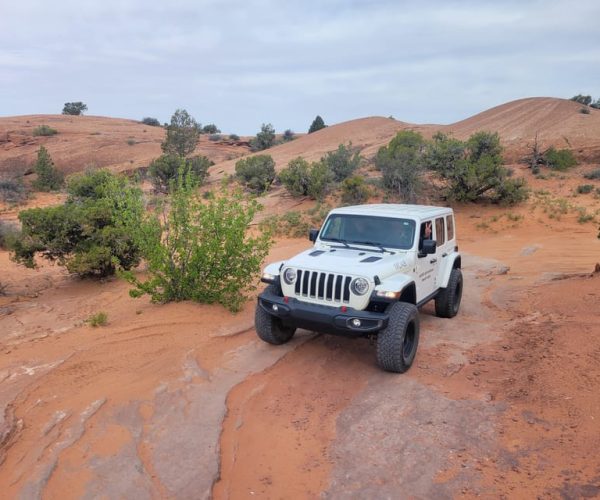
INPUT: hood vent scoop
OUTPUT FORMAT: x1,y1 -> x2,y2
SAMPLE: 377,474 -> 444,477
361,256 -> 382,263
309,250 -> 326,257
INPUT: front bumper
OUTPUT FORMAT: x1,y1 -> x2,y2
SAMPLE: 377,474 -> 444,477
257,288 -> 389,337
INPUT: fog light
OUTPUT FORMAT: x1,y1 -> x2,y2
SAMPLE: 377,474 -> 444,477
272,304 -> 279,311
352,318 -> 362,327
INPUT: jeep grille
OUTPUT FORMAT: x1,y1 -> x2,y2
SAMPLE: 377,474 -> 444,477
295,270 -> 352,303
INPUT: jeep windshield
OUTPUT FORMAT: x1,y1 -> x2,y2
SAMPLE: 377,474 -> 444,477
319,214 -> 416,250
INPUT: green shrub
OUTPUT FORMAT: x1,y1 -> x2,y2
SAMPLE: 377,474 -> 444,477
279,157 -> 311,196
88,311 -> 108,327
202,124 -> 220,134
235,155 -> 276,193
250,123 -> 276,151
424,132 -> 465,176
32,146 -> 64,192
322,143 -> 361,182
308,115 -> 326,134
161,109 -> 200,157
577,184 -> 594,194
33,125 -> 58,137
127,138 -> 136,146
62,102 -> 87,115
0,177 -> 28,204
141,117 -> 161,127
375,130 -> 426,202
120,176 -> 272,312
570,95 -> 592,105
341,176 -> 370,205
580,107 -> 591,115
208,134 -> 222,141
229,134 -> 240,141
283,129 -> 295,142
149,154 -> 212,193
544,147 -> 577,171
12,170 -> 143,277
583,168 -> 600,180
305,161 -> 332,200
0,220 -> 20,250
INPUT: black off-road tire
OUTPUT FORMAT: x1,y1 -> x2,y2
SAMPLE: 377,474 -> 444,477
376,302 -> 420,373
435,268 -> 463,318
255,285 -> 296,345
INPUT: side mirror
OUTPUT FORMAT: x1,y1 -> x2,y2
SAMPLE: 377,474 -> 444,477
421,239 -> 437,255
309,228 -> 320,242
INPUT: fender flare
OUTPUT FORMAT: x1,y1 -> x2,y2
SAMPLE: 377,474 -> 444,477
438,253 -> 461,289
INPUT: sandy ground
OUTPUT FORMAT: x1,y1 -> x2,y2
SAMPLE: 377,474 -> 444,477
1,98 -> 600,498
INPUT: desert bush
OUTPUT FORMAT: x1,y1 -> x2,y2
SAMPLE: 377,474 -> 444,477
308,115 -> 326,134
580,107 -> 591,114
250,123 -> 276,151
87,311 -> 108,327
120,175 -> 272,312
62,102 -> 87,115
208,134 -> 222,141
584,168 -> 600,180
12,169 -> 143,277
591,99 -> 600,110
283,129 -> 295,142
545,147 -> 577,171
322,143 -> 362,182
229,134 -> 240,141
279,157 -> 333,200
0,220 -> 20,250
0,177 -> 28,204
141,117 -> 161,127
202,124 -> 220,134
375,130 -> 426,202
235,155 -> 276,193
32,146 -> 64,192
570,95 -> 592,105
425,132 -> 466,176
341,175 -> 370,205
577,184 -> 594,194
161,109 -> 200,157
149,154 -> 212,193
127,138 -> 136,146
33,125 -> 58,137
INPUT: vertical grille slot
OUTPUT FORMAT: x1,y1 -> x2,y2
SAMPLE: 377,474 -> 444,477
310,272 -> 318,297
292,269 -> 356,304
317,273 -> 326,299
302,270 -> 310,295
295,270 -> 303,294
343,276 -> 351,302
334,275 -> 343,301
326,274 -> 334,300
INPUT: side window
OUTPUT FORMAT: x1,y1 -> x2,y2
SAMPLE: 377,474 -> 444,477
418,220 -> 433,250
435,217 -> 445,245
446,215 -> 454,241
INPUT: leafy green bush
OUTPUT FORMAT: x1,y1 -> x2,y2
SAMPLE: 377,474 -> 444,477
120,176 -> 272,312
0,220 -> 20,250
322,143 -> 361,182
149,154 -> 212,193
584,168 -> 600,180
202,124 -> 220,134
141,117 -> 161,127
576,184 -> 594,194
308,115 -> 326,134
250,123 -> 276,151
570,95 -> 592,105
375,130 -> 426,202
161,109 -> 200,157
33,125 -> 58,137
545,147 -> 577,171
32,146 -> 64,191
229,134 -> 240,141
235,155 -> 276,193
0,176 -> 28,204
340,176 -> 370,205
12,170 -> 143,277
87,311 -> 108,327
278,157 -> 333,200
62,102 -> 87,115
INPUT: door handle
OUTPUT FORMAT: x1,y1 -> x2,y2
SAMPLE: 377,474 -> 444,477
430,258 -> 437,264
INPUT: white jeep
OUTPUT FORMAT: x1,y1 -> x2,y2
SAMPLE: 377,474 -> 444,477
255,204 -> 463,373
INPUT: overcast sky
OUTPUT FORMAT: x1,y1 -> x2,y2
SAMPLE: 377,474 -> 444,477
1,0 -> 599,134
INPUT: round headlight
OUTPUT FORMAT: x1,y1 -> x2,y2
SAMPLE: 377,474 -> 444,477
283,268 -> 297,285
351,277 -> 369,296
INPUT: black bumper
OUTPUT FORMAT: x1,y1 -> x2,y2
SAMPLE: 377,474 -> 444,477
257,288 -> 389,337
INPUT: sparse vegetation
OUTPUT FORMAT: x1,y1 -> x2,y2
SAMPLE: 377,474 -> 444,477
0,176 -> 28,204
229,134 -> 240,141
250,123 -> 276,151
149,154 -> 212,193
141,117 -> 161,127
127,138 -> 136,146
120,174 -> 272,312
282,129 -> 295,142
545,147 -> 577,171
308,115 -> 326,134
583,168 -> 600,180
202,124 -> 220,134
208,134 -> 222,142
259,203 -> 331,238
88,311 -> 108,327
322,142 -> 362,182
576,184 -> 594,194
33,125 -> 58,137
0,220 -> 20,250
278,157 -> 333,200
341,175 -> 370,205
570,95 -> 592,106
62,102 -> 87,116
161,109 -> 201,157
235,155 -> 276,193
580,107 -> 591,115
32,146 -> 64,192
12,169 -> 143,277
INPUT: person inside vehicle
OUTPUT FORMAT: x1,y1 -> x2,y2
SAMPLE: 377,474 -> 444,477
418,221 -> 433,251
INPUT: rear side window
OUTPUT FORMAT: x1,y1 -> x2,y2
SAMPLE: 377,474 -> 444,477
446,215 -> 454,241
435,217 -> 445,245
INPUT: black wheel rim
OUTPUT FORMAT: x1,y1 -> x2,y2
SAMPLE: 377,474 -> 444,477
402,322 -> 416,361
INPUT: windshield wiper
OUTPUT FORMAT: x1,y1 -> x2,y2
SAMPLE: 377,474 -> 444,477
352,240 -> 395,254
325,237 -> 351,248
